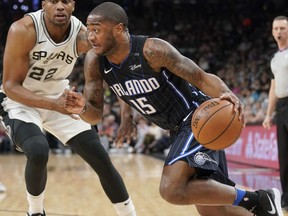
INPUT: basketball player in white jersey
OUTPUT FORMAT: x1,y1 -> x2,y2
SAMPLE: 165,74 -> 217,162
263,15 -> 288,211
0,1 -> 136,216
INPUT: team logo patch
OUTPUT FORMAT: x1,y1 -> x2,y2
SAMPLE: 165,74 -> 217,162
194,152 -> 218,166
129,64 -> 141,70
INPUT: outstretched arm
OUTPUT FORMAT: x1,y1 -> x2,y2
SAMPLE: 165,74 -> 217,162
143,38 -> 245,122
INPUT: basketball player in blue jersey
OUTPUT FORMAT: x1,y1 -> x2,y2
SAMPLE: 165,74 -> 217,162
65,2 -> 283,216
0,1 -> 137,216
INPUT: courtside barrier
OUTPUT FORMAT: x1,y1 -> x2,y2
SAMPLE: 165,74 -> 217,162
226,125 -> 279,169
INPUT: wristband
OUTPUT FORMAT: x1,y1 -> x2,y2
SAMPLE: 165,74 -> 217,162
79,102 -> 88,115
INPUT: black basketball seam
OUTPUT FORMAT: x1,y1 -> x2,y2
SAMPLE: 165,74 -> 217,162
224,120 -> 242,148
198,103 -> 233,144
203,111 -> 239,147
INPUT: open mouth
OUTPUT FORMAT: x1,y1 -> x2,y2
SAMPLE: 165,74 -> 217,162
91,43 -> 100,49
55,14 -> 66,21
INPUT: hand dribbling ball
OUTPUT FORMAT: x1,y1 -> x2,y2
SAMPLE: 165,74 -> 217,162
191,98 -> 243,150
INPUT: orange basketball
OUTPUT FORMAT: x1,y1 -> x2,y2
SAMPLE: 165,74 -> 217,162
191,98 -> 243,150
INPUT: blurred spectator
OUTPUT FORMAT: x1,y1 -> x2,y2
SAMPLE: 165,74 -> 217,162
145,130 -> 170,155
45,131 -> 72,155
142,123 -> 166,154
0,182 -> 6,193
98,114 -> 119,149
0,123 -> 11,153
245,101 -> 266,124
133,115 -> 150,153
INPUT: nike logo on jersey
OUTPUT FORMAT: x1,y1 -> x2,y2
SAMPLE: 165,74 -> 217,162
39,40 -> 47,44
267,194 -> 276,214
104,68 -> 113,74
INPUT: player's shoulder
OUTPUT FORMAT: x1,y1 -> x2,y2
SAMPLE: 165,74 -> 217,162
144,37 -> 162,46
86,49 -> 100,62
143,37 -> 174,61
77,26 -> 92,54
72,15 -> 92,55
9,16 -> 35,39
144,37 -> 172,51
85,49 -> 102,76
9,15 -> 34,35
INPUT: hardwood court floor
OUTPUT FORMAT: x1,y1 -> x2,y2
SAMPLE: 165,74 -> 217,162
0,152 -> 287,216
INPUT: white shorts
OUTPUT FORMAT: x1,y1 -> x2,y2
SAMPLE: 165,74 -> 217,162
2,98 -> 91,144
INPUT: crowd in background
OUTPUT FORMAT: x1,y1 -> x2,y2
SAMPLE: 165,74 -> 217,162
0,0 -> 288,155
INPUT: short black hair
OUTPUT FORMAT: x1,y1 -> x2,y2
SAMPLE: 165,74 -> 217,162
89,2 -> 128,27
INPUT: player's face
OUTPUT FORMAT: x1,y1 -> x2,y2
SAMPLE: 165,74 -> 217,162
86,15 -> 117,56
272,19 -> 288,42
42,0 -> 75,26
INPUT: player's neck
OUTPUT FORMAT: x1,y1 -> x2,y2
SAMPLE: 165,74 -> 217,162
43,15 -> 71,43
106,33 -> 131,65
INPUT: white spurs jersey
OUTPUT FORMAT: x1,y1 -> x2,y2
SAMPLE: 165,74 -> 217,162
24,9 -> 82,98
270,48 -> 288,98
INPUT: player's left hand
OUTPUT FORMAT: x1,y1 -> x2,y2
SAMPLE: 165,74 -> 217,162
219,92 -> 246,126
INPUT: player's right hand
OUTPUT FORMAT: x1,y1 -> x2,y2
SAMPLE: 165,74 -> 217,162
64,87 -> 86,115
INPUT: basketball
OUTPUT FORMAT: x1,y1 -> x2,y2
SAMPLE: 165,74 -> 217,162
191,98 -> 243,150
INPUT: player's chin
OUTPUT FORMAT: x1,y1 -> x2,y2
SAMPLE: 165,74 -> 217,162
92,46 -> 107,56
93,48 -> 105,56
54,19 -> 69,26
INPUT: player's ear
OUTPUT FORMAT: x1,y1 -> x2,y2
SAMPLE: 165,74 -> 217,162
72,1 -> 75,12
42,0 -> 45,9
113,23 -> 125,36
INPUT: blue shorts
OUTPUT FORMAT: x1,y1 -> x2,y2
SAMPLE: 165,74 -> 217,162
165,113 -> 235,186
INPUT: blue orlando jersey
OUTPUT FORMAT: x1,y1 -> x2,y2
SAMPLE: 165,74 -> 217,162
99,35 -> 209,130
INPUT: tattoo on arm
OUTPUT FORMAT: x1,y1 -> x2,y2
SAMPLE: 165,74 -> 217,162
144,38 -> 200,83
84,52 -> 103,109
